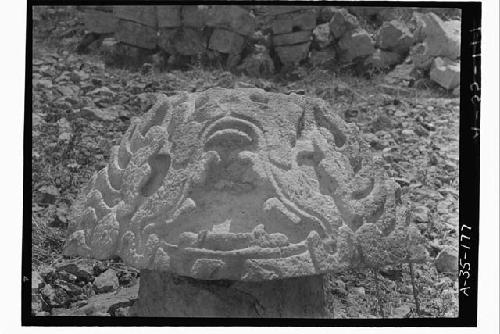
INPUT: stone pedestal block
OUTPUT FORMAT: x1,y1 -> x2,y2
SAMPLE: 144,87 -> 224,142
134,270 -> 329,318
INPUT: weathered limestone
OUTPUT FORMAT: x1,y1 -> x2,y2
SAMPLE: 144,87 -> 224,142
270,9 -> 317,66
338,28 -> 375,62
430,57 -> 460,89
410,12 -> 461,69
376,20 -> 414,55
65,88 -> 427,317
328,8 -> 359,39
66,88 -> 427,275
134,270 -> 329,317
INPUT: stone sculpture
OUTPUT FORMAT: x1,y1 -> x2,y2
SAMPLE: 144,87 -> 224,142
65,88 -> 427,316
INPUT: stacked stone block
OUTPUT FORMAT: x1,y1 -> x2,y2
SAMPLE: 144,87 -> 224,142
114,6 -> 158,50
266,6 -> 317,66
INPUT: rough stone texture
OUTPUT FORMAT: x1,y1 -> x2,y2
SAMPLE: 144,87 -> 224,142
83,10 -> 119,34
182,5 -> 209,28
156,5 -> 182,28
134,270 -> 329,317
94,269 -> 119,293
338,28 -> 375,62
115,20 -> 158,50
430,57 -> 460,90
329,8 -> 359,39
275,42 -> 311,65
272,30 -> 312,47
209,29 -> 246,54
313,23 -> 332,48
376,20 -> 414,55
272,10 -> 317,35
158,28 -> 207,56
113,6 -> 158,28
65,88 -> 428,281
206,5 -> 256,36
364,49 -> 402,69
435,247 -> 457,273
414,12 -> 460,60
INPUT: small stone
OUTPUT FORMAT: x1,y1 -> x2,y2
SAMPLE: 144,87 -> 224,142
435,247 -> 458,273
94,269 -> 119,293
430,57 -> 460,90
34,79 -> 53,89
413,205 -> 429,223
351,286 -> 365,296
392,304 -> 412,318
55,260 -> 94,282
402,129 -> 415,136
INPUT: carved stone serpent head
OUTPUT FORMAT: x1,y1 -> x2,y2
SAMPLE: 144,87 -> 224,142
64,88 -> 427,281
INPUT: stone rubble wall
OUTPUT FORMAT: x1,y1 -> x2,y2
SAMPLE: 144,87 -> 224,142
81,5 -> 461,90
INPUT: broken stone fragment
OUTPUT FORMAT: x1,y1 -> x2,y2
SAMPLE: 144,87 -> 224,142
338,28 -> 375,62
376,20 -> 414,54
430,57 -> 460,90
415,12 -> 461,60
435,247 -> 458,273
94,269 -> 120,293
328,8 -> 359,39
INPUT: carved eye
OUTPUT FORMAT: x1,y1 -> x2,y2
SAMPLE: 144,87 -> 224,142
140,154 -> 171,197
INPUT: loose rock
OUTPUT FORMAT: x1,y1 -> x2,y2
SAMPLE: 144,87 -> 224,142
430,57 -> 460,90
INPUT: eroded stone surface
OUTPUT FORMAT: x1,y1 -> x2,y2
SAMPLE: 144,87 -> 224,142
65,88 -> 428,281
134,270 -> 329,317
